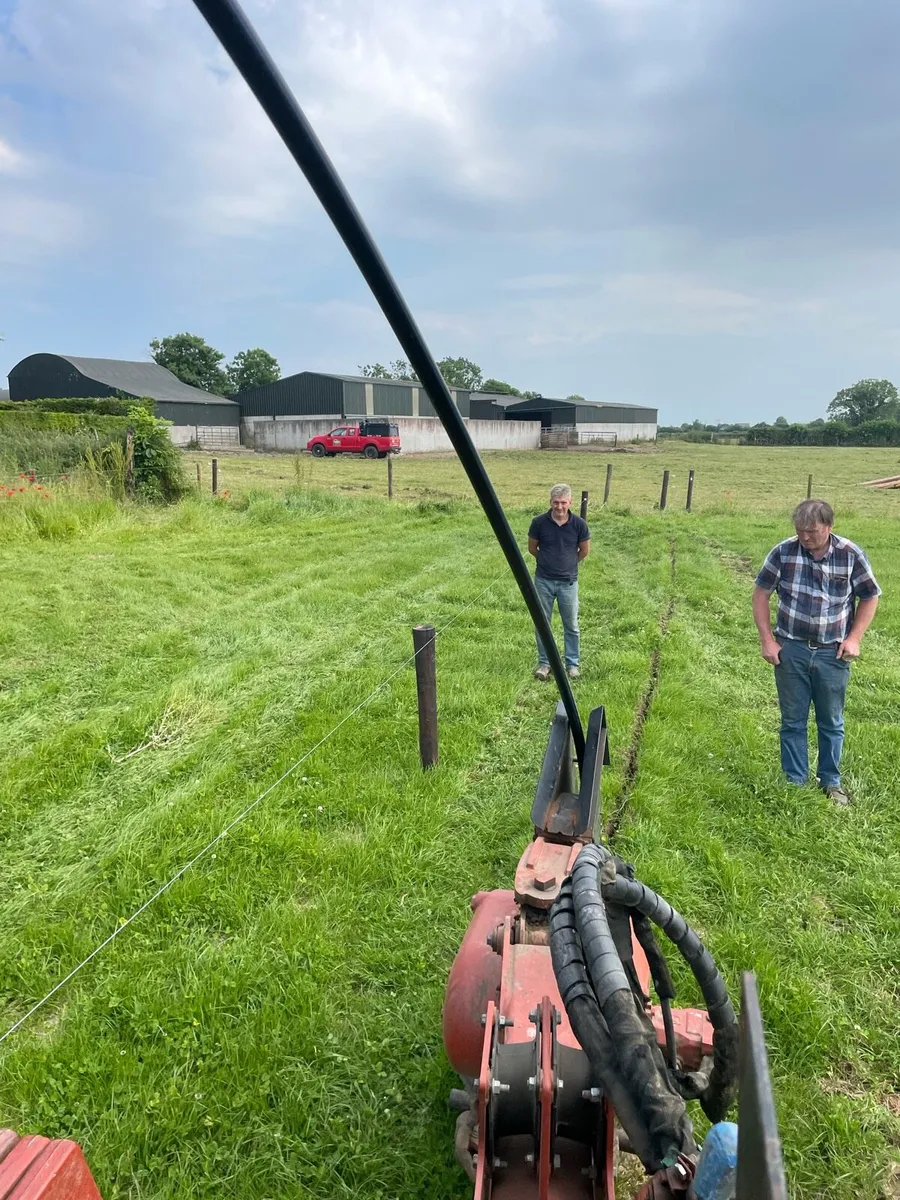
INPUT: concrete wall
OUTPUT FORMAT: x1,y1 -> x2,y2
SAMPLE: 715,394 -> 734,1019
169,425 -> 241,450
576,421 -> 658,441
242,415 -> 541,454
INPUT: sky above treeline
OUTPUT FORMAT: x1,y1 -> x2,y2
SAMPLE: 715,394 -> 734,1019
3,0 -> 900,424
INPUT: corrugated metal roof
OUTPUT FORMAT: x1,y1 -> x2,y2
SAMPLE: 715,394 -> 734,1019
505,396 -> 654,414
333,373 -> 417,388
57,355 -> 237,407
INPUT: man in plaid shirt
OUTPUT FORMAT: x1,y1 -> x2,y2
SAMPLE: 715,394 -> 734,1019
752,499 -> 880,804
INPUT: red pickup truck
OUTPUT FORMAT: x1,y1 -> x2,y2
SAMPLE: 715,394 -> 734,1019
307,421 -> 401,459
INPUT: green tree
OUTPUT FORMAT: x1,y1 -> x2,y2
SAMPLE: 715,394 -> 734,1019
437,356 -> 483,391
227,348 -> 280,394
774,415 -> 789,426
827,378 -> 899,426
481,378 -> 522,396
150,333 -> 229,395
358,359 -> 417,381
566,393 -> 585,402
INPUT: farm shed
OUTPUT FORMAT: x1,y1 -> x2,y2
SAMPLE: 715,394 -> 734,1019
504,396 -> 658,442
236,370 -> 471,421
8,353 -> 241,449
237,371 -> 541,453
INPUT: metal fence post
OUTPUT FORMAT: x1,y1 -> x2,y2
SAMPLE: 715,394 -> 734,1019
125,428 -> 135,498
412,625 -> 438,769
603,463 -> 612,505
686,469 -> 695,512
580,490 -> 589,520
659,469 -> 670,511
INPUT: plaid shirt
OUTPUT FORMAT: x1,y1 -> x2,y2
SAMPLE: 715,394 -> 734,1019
755,534 -> 881,643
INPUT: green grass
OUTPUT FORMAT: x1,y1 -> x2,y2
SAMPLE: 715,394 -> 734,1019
1,450 -> 898,1198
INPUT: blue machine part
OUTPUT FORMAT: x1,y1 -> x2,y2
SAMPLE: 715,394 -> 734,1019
691,1122 -> 738,1200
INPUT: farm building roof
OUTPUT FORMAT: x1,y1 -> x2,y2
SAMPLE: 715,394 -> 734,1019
9,354 -> 237,407
56,356 -> 236,406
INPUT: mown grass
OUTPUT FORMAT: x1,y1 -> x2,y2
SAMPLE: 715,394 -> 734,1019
1,450 -> 898,1198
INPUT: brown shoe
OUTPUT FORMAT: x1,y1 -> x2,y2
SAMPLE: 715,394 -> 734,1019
533,665 -> 551,681
567,666 -> 580,680
824,785 -> 851,806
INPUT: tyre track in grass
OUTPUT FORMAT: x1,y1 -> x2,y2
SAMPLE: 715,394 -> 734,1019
605,539 -> 676,843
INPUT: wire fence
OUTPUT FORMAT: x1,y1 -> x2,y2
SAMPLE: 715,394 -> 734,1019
0,573 -> 506,1048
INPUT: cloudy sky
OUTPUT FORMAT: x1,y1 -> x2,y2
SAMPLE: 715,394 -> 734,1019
2,0 -> 900,423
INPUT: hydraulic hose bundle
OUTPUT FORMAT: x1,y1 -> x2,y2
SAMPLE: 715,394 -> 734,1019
549,843 -> 738,1173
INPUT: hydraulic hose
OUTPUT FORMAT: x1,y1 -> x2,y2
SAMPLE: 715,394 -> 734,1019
549,879 -> 658,1170
551,846 -> 739,1169
600,872 -> 739,1123
553,846 -> 697,1168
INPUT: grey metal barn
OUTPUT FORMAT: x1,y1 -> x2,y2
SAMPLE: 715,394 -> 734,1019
8,353 -> 240,447
503,396 -> 658,440
236,371 -> 472,419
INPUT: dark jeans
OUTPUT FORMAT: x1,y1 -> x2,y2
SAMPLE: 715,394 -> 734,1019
774,637 -> 851,788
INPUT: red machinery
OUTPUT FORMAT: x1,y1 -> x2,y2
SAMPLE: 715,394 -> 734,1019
442,704 -> 745,1199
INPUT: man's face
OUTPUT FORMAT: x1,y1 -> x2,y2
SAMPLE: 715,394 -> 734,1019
795,522 -> 832,555
550,493 -> 571,518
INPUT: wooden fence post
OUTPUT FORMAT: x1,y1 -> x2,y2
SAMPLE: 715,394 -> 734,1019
686,469 -> 695,512
807,474 -> 812,499
659,470 -> 670,511
603,463 -> 613,505
212,458 -> 218,495
196,463 -> 201,489
388,453 -> 393,499
412,625 -> 438,769
580,490 -> 589,520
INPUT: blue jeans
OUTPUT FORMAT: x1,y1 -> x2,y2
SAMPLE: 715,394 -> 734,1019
773,637 -> 851,788
534,576 -> 580,668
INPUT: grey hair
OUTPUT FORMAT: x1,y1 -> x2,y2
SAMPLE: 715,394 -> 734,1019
792,498 -> 834,528
550,483 -> 572,501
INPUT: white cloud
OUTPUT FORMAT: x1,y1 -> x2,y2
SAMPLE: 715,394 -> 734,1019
0,137 -> 25,174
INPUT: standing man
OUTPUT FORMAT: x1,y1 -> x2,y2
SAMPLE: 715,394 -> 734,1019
528,484 -> 590,681
752,499 -> 880,804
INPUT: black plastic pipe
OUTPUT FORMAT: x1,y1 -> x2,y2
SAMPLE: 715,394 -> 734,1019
190,0 -> 585,764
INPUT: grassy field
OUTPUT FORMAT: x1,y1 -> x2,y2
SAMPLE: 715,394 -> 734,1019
0,446 -> 898,1198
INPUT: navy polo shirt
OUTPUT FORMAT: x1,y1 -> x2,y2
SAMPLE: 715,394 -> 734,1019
528,511 -> 590,581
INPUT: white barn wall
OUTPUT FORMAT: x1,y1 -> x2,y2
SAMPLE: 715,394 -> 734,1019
242,415 -> 541,454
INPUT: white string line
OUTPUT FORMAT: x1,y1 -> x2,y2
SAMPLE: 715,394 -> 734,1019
0,572 -> 507,1047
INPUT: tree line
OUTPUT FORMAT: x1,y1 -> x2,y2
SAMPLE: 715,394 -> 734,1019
661,378 -> 900,445
357,357 -> 585,401
150,335 -> 586,403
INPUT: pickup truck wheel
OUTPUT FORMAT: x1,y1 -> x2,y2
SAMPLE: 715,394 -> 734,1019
311,443 -> 326,458
363,444 -> 379,459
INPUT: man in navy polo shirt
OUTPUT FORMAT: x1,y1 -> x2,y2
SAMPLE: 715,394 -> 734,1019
528,483 -> 591,681
752,498 -> 881,805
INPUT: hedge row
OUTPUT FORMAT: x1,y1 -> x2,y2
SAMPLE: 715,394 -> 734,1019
743,420 -> 900,446
0,396 -> 154,417
0,405 -> 188,501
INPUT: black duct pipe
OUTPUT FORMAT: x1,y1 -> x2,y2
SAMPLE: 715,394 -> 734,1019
189,0 -> 586,765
